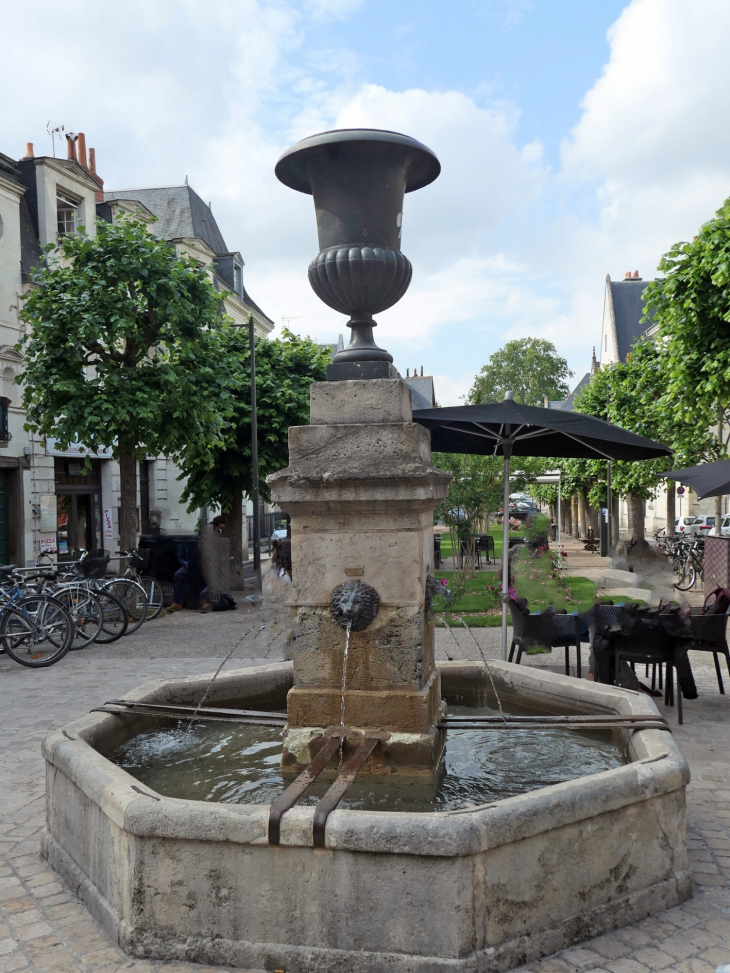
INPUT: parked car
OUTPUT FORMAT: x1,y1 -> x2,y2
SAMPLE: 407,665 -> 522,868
693,515 -> 716,535
270,526 -> 288,542
719,514 -> 730,536
675,515 -> 715,536
676,516 -> 701,535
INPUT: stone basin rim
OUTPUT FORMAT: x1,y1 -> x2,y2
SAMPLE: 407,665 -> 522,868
42,660 -> 689,856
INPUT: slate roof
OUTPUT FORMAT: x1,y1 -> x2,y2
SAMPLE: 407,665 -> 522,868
104,184 -> 273,325
104,185 -> 228,255
548,373 -> 591,412
0,153 -> 42,280
610,278 -> 652,361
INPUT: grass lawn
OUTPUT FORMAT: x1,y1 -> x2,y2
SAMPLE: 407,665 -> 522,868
432,535 -> 605,627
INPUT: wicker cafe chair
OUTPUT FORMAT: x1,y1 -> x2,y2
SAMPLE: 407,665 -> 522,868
477,534 -> 495,565
591,602 -> 665,690
508,601 -> 582,676
687,607 -> 730,694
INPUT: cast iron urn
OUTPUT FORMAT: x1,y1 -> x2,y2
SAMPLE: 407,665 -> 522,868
275,129 -> 440,368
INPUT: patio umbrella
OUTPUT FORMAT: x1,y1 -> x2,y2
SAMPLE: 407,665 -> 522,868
412,392 -> 672,660
664,459 -> 730,500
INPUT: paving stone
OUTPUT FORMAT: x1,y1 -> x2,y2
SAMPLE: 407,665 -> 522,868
631,947 -> 678,969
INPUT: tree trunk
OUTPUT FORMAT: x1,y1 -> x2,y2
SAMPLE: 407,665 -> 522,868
562,498 -> 572,535
118,444 -> 138,552
578,492 -> 589,537
666,481 -> 675,536
627,493 -> 645,541
224,494 -> 245,591
716,408 -> 724,531
612,493 -> 620,545
571,496 -> 579,536
587,502 -> 599,534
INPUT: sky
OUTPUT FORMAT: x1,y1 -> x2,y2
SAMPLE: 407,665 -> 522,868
2,0 -> 730,404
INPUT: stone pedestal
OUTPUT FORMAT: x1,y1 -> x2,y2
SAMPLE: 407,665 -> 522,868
267,379 -> 451,774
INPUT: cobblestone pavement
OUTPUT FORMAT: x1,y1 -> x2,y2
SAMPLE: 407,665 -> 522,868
1,612 -> 730,972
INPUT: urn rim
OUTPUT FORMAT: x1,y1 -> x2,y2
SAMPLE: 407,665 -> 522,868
275,128 -> 441,196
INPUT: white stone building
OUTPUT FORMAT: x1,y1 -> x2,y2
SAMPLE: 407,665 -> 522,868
0,134 -> 273,566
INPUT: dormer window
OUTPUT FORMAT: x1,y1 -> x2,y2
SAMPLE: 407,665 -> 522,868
57,190 -> 79,238
234,264 -> 242,297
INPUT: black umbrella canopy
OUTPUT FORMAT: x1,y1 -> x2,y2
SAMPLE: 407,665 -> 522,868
412,396 -> 671,462
664,459 -> 730,500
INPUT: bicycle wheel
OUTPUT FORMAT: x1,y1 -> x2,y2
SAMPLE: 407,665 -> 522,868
1,596 -> 73,667
101,578 -> 147,634
93,589 -> 129,643
140,576 -> 164,620
673,557 -> 695,591
54,586 -> 104,649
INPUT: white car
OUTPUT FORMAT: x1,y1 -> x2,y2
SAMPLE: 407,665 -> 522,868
675,516 -> 700,535
693,515 -> 716,535
718,514 -> 730,536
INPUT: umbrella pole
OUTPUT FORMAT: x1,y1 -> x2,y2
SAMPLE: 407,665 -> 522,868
502,448 -> 512,661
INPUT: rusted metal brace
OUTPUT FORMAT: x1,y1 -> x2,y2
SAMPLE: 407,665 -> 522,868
312,735 -> 381,849
268,735 -> 341,846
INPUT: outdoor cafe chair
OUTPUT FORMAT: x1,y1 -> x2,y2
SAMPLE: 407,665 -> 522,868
687,606 -> 730,694
508,601 -> 582,676
459,539 -> 482,571
477,534 -> 495,565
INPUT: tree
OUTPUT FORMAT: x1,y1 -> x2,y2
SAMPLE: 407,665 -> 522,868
573,341 -> 719,540
469,338 -> 573,406
644,197 -> 730,525
432,453 -> 504,582
178,327 -> 330,585
19,217 -> 232,550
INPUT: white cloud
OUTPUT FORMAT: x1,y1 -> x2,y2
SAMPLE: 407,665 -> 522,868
6,0 -> 730,403
303,0 -> 367,20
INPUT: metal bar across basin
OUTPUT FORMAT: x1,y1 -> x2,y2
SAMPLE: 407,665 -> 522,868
312,736 -> 381,848
268,734 -> 342,846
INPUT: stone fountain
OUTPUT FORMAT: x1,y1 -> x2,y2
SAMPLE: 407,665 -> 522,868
41,129 -> 691,972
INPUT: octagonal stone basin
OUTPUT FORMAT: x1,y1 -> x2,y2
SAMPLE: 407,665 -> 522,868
41,661 -> 691,973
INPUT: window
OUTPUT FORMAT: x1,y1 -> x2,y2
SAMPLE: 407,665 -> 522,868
0,398 -> 10,446
234,264 -> 242,296
57,190 -> 79,238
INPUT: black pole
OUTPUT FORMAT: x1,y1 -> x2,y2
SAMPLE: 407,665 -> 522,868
249,317 -> 261,592
606,461 -> 612,550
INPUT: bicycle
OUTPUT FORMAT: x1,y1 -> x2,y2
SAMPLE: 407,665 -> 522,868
119,549 -> 164,621
0,567 -> 74,667
66,550 -> 147,636
673,538 -> 705,591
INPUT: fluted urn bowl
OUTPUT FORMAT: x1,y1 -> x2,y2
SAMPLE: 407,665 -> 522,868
275,128 -> 440,364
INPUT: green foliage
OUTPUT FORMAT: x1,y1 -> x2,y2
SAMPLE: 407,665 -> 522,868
432,452 -> 504,535
178,328 -> 330,511
468,337 -> 572,406
571,340 -> 719,503
19,217 -> 230,460
644,196 -> 730,441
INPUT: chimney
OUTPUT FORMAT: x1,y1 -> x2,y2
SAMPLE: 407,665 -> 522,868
633,270 -> 639,278
543,395 -> 549,408
85,146 -> 104,201
624,271 -> 631,279
420,366 -> 423,376
406,369 -> 410,377
77,132 -> 87,169
22,142 -> 34,160
65,134 -> 77,161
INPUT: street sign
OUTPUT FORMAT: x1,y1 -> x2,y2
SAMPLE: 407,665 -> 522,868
677,486 -> 685,495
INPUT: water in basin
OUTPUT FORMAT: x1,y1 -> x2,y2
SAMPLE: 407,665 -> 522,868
110,700 -> 627,813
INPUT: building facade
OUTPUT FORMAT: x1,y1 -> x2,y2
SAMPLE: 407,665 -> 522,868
0,135 -> 273,565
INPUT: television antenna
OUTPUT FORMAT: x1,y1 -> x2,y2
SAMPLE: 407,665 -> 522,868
281,316 -> 301,328
47,121 -> 71,158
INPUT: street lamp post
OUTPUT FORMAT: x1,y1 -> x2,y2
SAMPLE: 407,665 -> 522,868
249,316 -> 261,592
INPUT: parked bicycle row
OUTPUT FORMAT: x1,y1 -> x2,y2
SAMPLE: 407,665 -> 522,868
0,548 -> 164,669
654,530 -> 705,591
